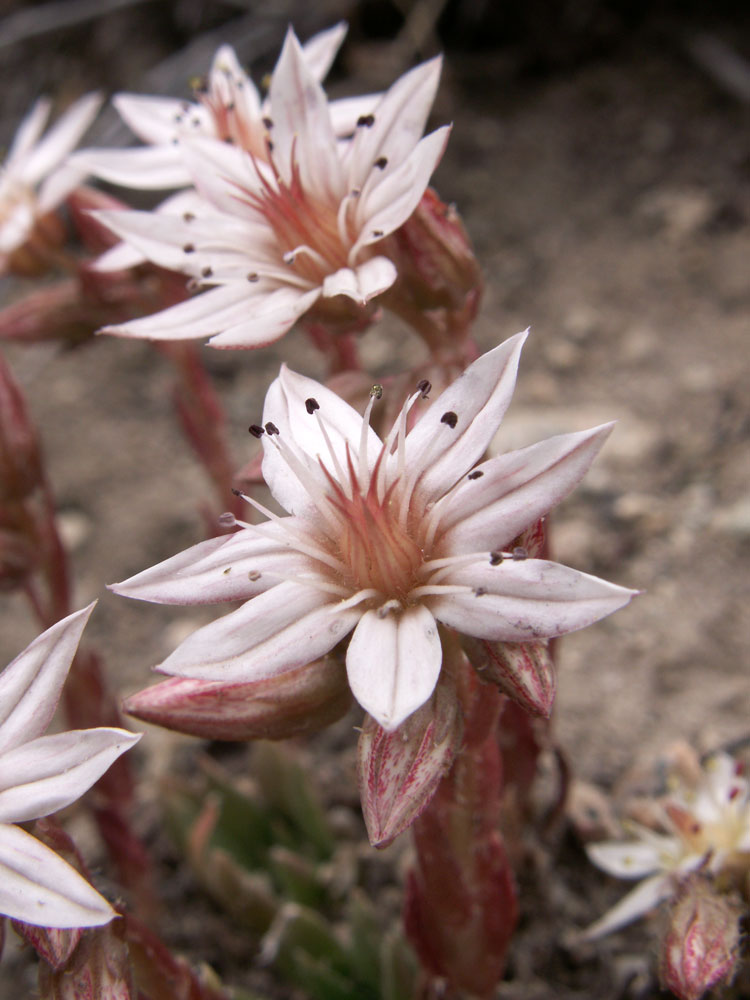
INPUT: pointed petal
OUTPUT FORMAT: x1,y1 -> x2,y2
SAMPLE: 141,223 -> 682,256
125,656 -> 351,740
0,604 -> 95,754
69,145 -> 190,190
582,875 -> 673,940
109,523 -> 308,605
6,98 -> 51,165
207,286 -> 321,348
23,93 -> 102,186
587,840 -> 666,879
346,604 -> 442,731
113,92 -> 206,144
0,728 -> 140,824
358,671 -> 462,847
348,57 -> 442,191
429,559 -> 637,642
329,93 -> 382,136
300,22 -> 348,82
261,363 -> 382,517
437,424 -> 615,554
321,256 -> 397,304
0,823 -> 115,927
157,581 -> 360,682
100,283 -> 254,342
402,331 -> 527,509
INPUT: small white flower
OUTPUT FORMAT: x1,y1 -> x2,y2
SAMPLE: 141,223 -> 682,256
585,752 -> 750,939
91,29 -> 448,348
0,604 -> 140,927
0,93 -> 101,267
112,333 -> 635,731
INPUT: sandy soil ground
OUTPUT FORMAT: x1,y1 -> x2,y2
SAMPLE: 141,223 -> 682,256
1,4 -> 749,997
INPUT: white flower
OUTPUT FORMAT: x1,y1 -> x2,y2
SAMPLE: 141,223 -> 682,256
0,604 -> 140,927
91,29 -> 448,348
111,332 -> 635,731
0,93 -> 101,267
585,752 -> 750,939
72,24 -> 375,193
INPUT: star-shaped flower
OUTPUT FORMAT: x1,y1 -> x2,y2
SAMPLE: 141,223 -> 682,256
112,332 -> 635,731
91,29 -> 448,348
585,752 -> 750,939
0,604 -> 140,927
0,93 -> 101,272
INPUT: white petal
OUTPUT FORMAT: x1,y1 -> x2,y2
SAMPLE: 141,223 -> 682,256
6,98 -> 51,166
114,93 -> 207,145
95,240 -> 148,271
269,29 -> 344,200
346,604 -> 442,731
582,875 -> 673,940
109,524 -> 307,604
321,256 -> 397,304
299,22 -> 348,82
0,823 -> 115,928
101,283 -> 255,342
353,126 -> 450,252
586,839 -> 666,879
428,559 -> 636,641
262,363 -> 382,517
0,729 -> 140,824
23,92 -> 102,186
347,57 -> 442,191
436,424 -> 614,554
401,332 -> 527,511
0,605 -> 95,755
158,581 -> 361,682
329,93 -> 382,137
207,286 -> 321,349
69,145 -> 190,190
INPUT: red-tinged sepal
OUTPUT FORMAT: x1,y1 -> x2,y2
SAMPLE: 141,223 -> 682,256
659,876 -> 741,1000
124,656 -> 351,741
0,353 -> 43,502
464,636 -> 556,719
37,922 -> 135,1000
357,670 -> 463,848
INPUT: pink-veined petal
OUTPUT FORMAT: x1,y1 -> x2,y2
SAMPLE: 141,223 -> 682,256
400,331 -> 527,510
0,823 -> 115,928
23,93 -> 102,186
0,729 -> 140,824
109,523 -> 307,605
346,604 -> 442,731
207,286 -> 321,349
261,363 -> 381,517
0,604 -> 95,755
582,874 -> 674,940
321,255 -> 397,304
428,559 -> 636,642
436,424 -> 615,554
157,581 -> 361,682
100,283 -> 255,341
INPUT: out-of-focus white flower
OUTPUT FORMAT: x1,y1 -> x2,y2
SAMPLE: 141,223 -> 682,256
0,93 -> 101,269
91,29 -> 448,348
112,332 -> 635,731
0,604 -> 140,928
72,23 -> 375,193
585,752 -> 750,939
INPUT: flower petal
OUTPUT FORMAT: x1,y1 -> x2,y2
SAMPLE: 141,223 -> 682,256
428,559 -> 636,642
401,331 -> 527,510
436,424 -> 615,554
0,729 -> 140,824
299,22 -> 348,82
157,581 -> 360,682
70,145 -> 191,190
207,286 -> 321,349
114,92 -> 207,144
587,839 -> 667,879
582,874 -> 673,940
0,604 -> 95,755
23,92 -> 102,186
321,256 -> 397,304
0,823 -> 115,927
6,98 -> 51,165
346,604 -> 442,731
100,283 -> 255,342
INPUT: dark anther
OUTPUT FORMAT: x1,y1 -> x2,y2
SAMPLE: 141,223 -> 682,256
225,102 -> 235,112
512,546 -> 528,561
247,272 -> 259,282
305,398 -> 320,414
265,422 -> 280,436
224,136 -> 235,144
416,378 -> 431,398
490,552 -> 503,565
371,229 -> 384,238
474,587 -> 487,597
357,114 -> 375,127
262,116 -> 273,130
374,156 -> 388,169
183,243 -> 195,253
231,487 -> 243,496
183,212 -> 195,222
441,411 -> 458,428
248,424 -> 265,438
267,139 -> 274,152
201,266 -> 213,278
468,470 -> 484,480
370,384 -> 383,399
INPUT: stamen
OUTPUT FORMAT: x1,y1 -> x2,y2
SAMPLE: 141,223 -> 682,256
357,114 -> 375,127
218,512 -> 237,528
265,422 -> 280,435
334,588 -> 381,613
416,379 -> 431,398
468,470 -> 483,480
376,599 -> 402,619
441,411 -> 458,428
358,387 -> 381,489
512,547 -> 528,561
305,398 -> 320,414
374,156 -> 388,169
490,551 -> 503,565
409,583 -> 476,599
248,424 -> 265,438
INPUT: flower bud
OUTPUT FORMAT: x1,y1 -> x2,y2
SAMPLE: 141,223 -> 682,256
0,354 -> 43,502
659,876 -> 741,1000
37,924 -> 134,1000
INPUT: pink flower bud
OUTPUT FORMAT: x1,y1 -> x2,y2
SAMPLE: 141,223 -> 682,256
124,656 -> 351,741
464,636 -> 556,718
37,924 -> 134,1000
659,877 -> 741,1000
